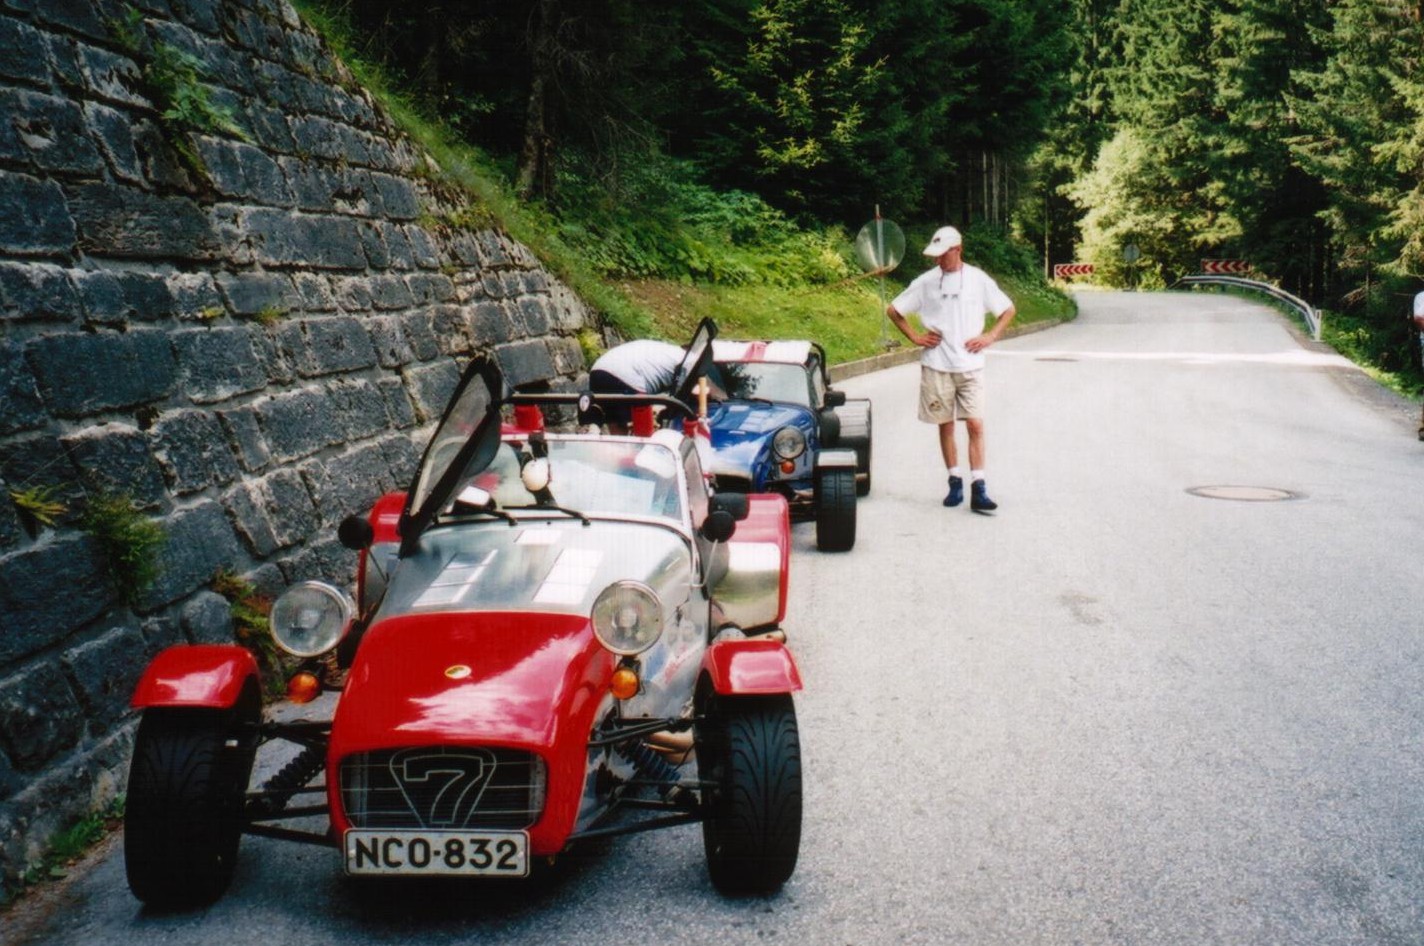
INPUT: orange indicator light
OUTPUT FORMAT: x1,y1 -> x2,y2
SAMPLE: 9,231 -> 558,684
286,671 -> 321,704
610,666 -> 640,700
780,460 -> 795,473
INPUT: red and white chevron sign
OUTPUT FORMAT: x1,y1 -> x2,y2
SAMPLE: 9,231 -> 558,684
1201,259 -> 1250,274
1053,263 -> 1094,278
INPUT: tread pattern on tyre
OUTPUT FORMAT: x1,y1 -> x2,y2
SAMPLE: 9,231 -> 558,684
815,468 -> 857,551
701,695 -> 803,894
125,704 -> 255,908
834,400 -> 872,496
853,406 -> 871,495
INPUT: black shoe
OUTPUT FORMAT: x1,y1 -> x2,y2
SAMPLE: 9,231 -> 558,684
970,480 -> 997,514
943,475 -> 963,507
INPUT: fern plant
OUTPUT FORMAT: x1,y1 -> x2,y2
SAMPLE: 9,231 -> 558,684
212,569 -> 290,700
9,485 -> 66,534
79,493 -> 165,608
146,43 -> 247,139
109,6 -> 248,179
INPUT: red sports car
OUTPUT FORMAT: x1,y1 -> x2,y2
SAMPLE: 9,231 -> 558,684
122,335 -> 803,907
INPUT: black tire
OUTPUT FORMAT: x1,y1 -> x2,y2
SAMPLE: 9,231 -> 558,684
698,694 -> 802,895
124,688 -> 258,908
834,401 -> 872,497
814,468 -> 856,551
854,407 -> 872,496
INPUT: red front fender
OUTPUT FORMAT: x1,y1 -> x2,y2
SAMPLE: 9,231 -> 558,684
131,644 -> 260,709
739,494 -> 790,624
701,638 -> 802,696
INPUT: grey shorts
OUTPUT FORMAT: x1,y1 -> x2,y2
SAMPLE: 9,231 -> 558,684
918,366 -> 984,423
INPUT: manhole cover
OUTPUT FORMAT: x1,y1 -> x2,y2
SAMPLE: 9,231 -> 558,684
1186,485 -> 1301,502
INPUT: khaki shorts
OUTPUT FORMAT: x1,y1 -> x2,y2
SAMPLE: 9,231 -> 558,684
918,367 -> 984,423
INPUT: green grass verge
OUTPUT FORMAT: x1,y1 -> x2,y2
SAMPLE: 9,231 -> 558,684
625,271 -> 1076,364
1179,284 -> 1423,400
2,796 -> 124,907
1321,313 -> 1423,399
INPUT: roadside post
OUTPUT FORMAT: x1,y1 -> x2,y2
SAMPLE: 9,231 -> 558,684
1123,243 -> 1141,291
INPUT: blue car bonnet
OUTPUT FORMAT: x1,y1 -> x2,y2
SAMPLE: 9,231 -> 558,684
707,400 -> 817,489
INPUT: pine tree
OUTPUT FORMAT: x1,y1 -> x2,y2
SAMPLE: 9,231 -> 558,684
692,0 -> 893,221
1211,0 -> 1332,297
1019,0 -> 1120,276
1292,1 -> 1424,308
1069,0 -> 1240,282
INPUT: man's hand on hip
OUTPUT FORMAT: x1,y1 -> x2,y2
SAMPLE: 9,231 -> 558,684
966,332 -> 997,353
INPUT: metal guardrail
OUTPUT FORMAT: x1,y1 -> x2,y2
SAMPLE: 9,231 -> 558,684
1173,275 -> 1321,340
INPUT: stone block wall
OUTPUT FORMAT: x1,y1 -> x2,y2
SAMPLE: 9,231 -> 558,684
0,0 -> 597,889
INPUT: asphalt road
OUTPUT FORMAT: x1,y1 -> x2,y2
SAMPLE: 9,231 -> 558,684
9,290 -> 1424,946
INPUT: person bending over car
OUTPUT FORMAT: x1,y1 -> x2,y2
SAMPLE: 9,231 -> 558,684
589,339 -> 686,433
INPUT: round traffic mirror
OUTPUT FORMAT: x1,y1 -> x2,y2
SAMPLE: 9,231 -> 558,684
854,217 -> 905,274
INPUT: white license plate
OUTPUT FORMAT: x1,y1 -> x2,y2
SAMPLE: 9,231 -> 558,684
344,830 -> 529,877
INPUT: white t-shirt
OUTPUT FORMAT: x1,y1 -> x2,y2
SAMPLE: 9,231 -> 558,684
891,263 -> 1013,372
591,339 -> 684,392
1415,291 -> 1424,342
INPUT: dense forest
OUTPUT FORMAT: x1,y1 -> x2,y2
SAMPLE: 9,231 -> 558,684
312,0 -> 1424,381
1044,0 -> 1424,376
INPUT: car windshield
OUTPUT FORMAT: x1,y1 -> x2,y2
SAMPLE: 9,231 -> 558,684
459,438 -> 684,525
408,363 -> 496,519
670,317 -> 717,405
718,363 -> 812,407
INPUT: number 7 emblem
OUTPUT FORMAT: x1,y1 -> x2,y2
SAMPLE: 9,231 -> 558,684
389,749 -> 499,828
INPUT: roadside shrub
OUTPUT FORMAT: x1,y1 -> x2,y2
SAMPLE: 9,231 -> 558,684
552,153 -> 851,287
958,222 -> 1043,280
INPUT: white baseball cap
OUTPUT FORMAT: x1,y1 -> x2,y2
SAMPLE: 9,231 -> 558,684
922,226 -> 963,256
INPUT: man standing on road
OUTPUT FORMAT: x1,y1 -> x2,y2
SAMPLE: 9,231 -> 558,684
1414,290 -> 1424,440
886,226 -> 1016,512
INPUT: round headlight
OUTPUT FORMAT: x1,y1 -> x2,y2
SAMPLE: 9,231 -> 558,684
270,581 -> 354,657
591,581 -> 663,655
772,426 -> 806,460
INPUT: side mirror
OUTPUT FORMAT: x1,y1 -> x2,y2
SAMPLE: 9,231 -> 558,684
709,492 -> 750,522
700,508 -> 737,543
338,514 -> 374,551
700,493 -> 749,543
824,389 -> 847,407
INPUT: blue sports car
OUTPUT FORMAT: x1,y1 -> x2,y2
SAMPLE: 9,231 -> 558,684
707,340 -> 871,552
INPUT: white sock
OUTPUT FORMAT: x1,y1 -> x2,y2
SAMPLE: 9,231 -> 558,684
971,470 -> 986,483
949,467 -> 963,480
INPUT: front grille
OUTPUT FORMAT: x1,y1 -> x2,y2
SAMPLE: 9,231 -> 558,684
340,746 -> 546,830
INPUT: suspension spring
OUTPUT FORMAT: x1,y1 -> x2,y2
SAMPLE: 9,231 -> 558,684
616,740 -> 684,797
254,742 -> 326,815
